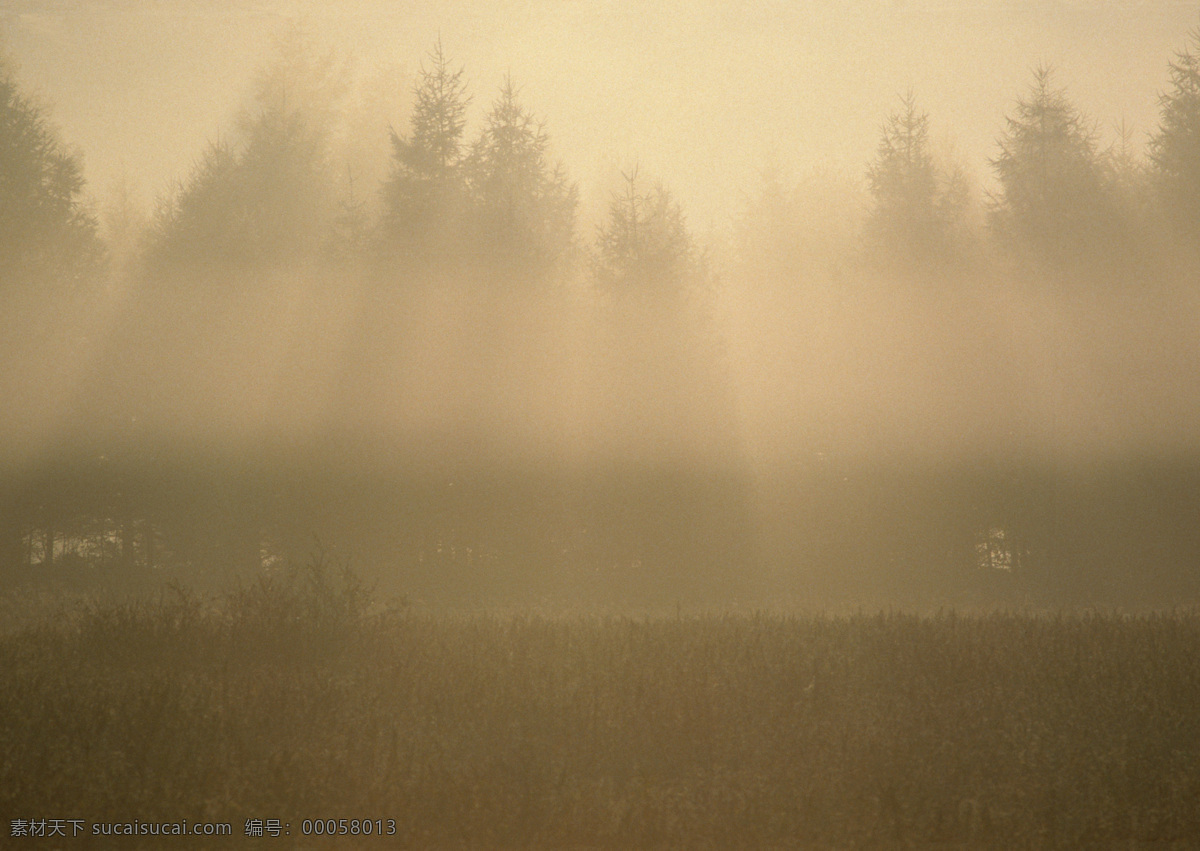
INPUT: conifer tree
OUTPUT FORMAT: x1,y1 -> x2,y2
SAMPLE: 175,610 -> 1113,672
594,168 -> 695,290
465,76 -> 576,275
147,29 -> 346,270
380,39 -> 471,260
1149,26 -> 1200,245
866,91 -> 967,266
989,65 -> 1111,266
0,57 -> 100,289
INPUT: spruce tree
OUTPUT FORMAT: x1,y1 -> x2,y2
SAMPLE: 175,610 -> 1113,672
989,65 -> 1110,267
465,76 -> 576,275
866,91 -> 967,267
594,168 -> 694,291
147,29 -> 345,270
380,40 -> 471,261
1149,26 -> 1200,245
0,58 -> 100,289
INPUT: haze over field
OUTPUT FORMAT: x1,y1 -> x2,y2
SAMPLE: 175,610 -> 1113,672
4,0 -> 1200,606
9,9 -> 1200,843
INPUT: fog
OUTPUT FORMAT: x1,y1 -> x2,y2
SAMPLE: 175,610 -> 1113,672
3,0 -> 1200,608
5,1 -> 1196,224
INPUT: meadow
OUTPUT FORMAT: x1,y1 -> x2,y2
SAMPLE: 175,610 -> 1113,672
2,562 -> 1199,848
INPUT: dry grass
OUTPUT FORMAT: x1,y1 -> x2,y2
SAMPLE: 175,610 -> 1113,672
3,562 -> 1199,848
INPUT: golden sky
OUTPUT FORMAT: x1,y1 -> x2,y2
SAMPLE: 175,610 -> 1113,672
3,1 -> 1197,227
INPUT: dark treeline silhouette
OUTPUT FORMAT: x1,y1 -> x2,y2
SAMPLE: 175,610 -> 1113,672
4,25 -> 1200,607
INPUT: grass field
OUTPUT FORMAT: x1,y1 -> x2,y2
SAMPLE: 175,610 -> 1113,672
2,562 -> 1199,848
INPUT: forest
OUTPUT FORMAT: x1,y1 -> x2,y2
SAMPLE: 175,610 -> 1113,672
3,17 -> 1200,609
8,7 -> 1200,846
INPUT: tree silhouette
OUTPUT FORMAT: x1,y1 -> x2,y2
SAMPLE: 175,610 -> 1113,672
989,65 -> 1111,268
147,29 -> 346,271
1149,25 -> 1200,247
0,58 -> 100,290
866,91 -> 968,268
593,168 -> 695,290
146,138 -> 239,268
0,56 -> 103,573
1107,117 -> 1149,208
464,76 -> 577,276
380,39 -> 471,262
1095,116 -> 1156,268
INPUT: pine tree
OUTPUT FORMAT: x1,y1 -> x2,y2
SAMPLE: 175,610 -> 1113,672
866,91 -> 967,267
1149,25 -> 1200,245
0,56 -> 101,572
594,168 -> 695,290
1101,117 -> 1153,251
380,39 -> 471,260
147,30 -> 346,270
989,65 -> 1110,266
464,76 -> 576,275
0,58 -> 100,289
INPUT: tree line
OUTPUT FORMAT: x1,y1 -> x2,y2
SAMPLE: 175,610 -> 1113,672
862,47 -> 1200,277
129,34 -> 699,294
5,24 -> 1200,602
6,28 -> 1200,305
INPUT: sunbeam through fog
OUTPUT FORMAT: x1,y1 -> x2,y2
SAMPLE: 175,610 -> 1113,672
3,1 -> 1200,609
